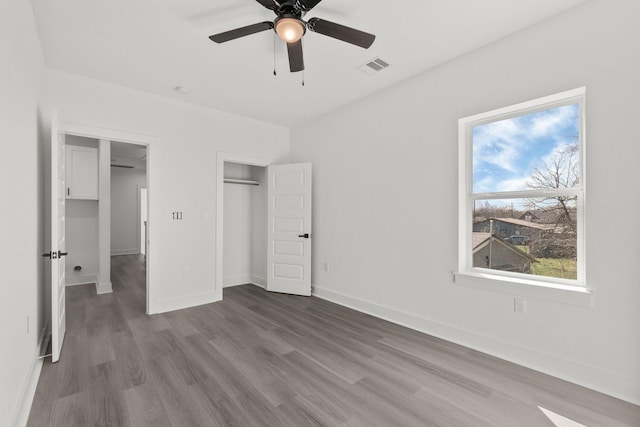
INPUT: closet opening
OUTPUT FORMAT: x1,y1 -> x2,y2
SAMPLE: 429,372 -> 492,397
215,153 -> 313,299
221,161 -> 267,291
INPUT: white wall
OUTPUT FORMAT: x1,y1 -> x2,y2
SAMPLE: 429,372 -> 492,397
0,0 -> 45,425
250,166 -> 267,285
111,166 -> 146,255
290,0 -> 640,405
223,181 -> 252,286
65,200 -> 99,283
40,69 -> 290,313
64,136 -> 100,285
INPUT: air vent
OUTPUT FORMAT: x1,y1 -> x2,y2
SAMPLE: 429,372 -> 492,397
358,57 -> 390,75
111,164 -> 134,169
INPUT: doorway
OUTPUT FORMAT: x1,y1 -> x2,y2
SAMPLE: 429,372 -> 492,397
215,153 -> 271,299
222,161 -> 267,289
215,153 -> 313,299
49,117 -> 153,362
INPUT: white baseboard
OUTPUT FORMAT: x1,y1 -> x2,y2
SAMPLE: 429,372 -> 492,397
311,284 -> 640,406
221,282 -> 265,291
65,273 -> 98,287
111,249 -> 139,256
12,327 -> 48,427
251,275 -> 266,288
223,275 -> 266,289
223,274 -> 253,288
96,280 -> 112,294
149,291 -> 220,314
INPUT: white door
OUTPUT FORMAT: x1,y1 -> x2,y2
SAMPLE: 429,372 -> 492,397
50,112 -> 67,363
267,163 -> 312,296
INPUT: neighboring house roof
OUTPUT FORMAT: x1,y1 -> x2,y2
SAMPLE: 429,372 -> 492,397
518,211 -> 540,221
473,232 -> 492,248
472,232 -> 538,262
489,217 -> 553,231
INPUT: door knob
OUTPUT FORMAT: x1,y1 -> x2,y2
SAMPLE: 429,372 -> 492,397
42,252 -> 52,258
298,233 -> 310,238
58,251 -> 68,257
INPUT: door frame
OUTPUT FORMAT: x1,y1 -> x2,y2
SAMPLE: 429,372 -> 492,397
58,121 -> 154,313
139,186 -> 148,255
215,152 -> 272,300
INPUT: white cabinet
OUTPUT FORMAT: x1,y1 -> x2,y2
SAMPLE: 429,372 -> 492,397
65,145 -> 98,200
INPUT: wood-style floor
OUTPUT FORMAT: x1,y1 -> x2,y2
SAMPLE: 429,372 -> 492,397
28,255 -> 640,426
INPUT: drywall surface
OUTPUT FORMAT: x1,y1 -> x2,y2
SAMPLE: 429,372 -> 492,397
290,0 -> 640,404
65,200 -> 99,282
223,181 -> 253,287
41,70 -> 290,313
111,167 -> 146,255
0,0 -> 45,425
250,166 -> 267,285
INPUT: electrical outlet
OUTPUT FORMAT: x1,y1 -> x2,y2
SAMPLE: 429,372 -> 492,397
323,262 -> 329,272
514,297 -> 526,314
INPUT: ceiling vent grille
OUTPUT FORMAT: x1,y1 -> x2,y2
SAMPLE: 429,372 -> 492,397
358,57 -> 390,75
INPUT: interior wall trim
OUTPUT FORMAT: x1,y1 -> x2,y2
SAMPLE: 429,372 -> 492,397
13,326 -> 49,427
149,290 -> 219,314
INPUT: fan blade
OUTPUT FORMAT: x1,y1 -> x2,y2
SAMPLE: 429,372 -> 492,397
287,40 -> 304,72
298,0 -> 323,12
209,21 -> 274,43
255,0 -> 277,10
307,18 -> 375,48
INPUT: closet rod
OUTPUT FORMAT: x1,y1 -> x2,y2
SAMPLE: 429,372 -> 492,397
224,178 -> 260,186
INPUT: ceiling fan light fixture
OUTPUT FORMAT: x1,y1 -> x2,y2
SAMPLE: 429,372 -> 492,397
275,17 -> 305,43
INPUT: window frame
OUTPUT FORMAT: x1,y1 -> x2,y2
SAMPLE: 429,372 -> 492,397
457,88 -> 587,292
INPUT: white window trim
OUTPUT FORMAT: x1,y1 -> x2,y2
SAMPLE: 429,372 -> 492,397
456,87 -> 591,305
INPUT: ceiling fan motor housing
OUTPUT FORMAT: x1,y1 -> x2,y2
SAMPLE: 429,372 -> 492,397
210,0 -> 375,72
274,14 -> 307,42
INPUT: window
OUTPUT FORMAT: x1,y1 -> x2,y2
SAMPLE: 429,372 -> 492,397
458,88 -> 585,289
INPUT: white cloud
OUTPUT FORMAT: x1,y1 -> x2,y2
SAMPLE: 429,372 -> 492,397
530,104 -> 578,138
472,175 -> 496,193
496,176 -> 530,192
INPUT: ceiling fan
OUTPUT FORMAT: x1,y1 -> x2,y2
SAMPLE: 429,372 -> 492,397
209,0 -> 376,73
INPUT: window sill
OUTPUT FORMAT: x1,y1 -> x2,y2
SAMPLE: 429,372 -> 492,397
453,271 -> 592,307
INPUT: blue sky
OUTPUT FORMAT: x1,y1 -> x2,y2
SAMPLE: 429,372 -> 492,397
472,103 -> 580,194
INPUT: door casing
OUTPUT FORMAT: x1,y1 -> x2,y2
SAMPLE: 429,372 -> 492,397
215,152 -> 274,300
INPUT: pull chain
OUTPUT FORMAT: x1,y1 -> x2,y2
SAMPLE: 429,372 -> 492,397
273,32 -> 277,76
301,38 -> 305,86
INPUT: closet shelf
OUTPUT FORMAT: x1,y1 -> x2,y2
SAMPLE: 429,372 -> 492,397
224,178 -> 260,186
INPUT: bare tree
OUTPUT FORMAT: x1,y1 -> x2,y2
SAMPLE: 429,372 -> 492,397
526,143 -> 579,232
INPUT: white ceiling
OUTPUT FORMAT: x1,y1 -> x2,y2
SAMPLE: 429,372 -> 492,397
30,0 -> 588,127
111,141 -> 147,170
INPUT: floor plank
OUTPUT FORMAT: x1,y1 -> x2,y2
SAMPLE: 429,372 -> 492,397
27,254 -> 640,426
